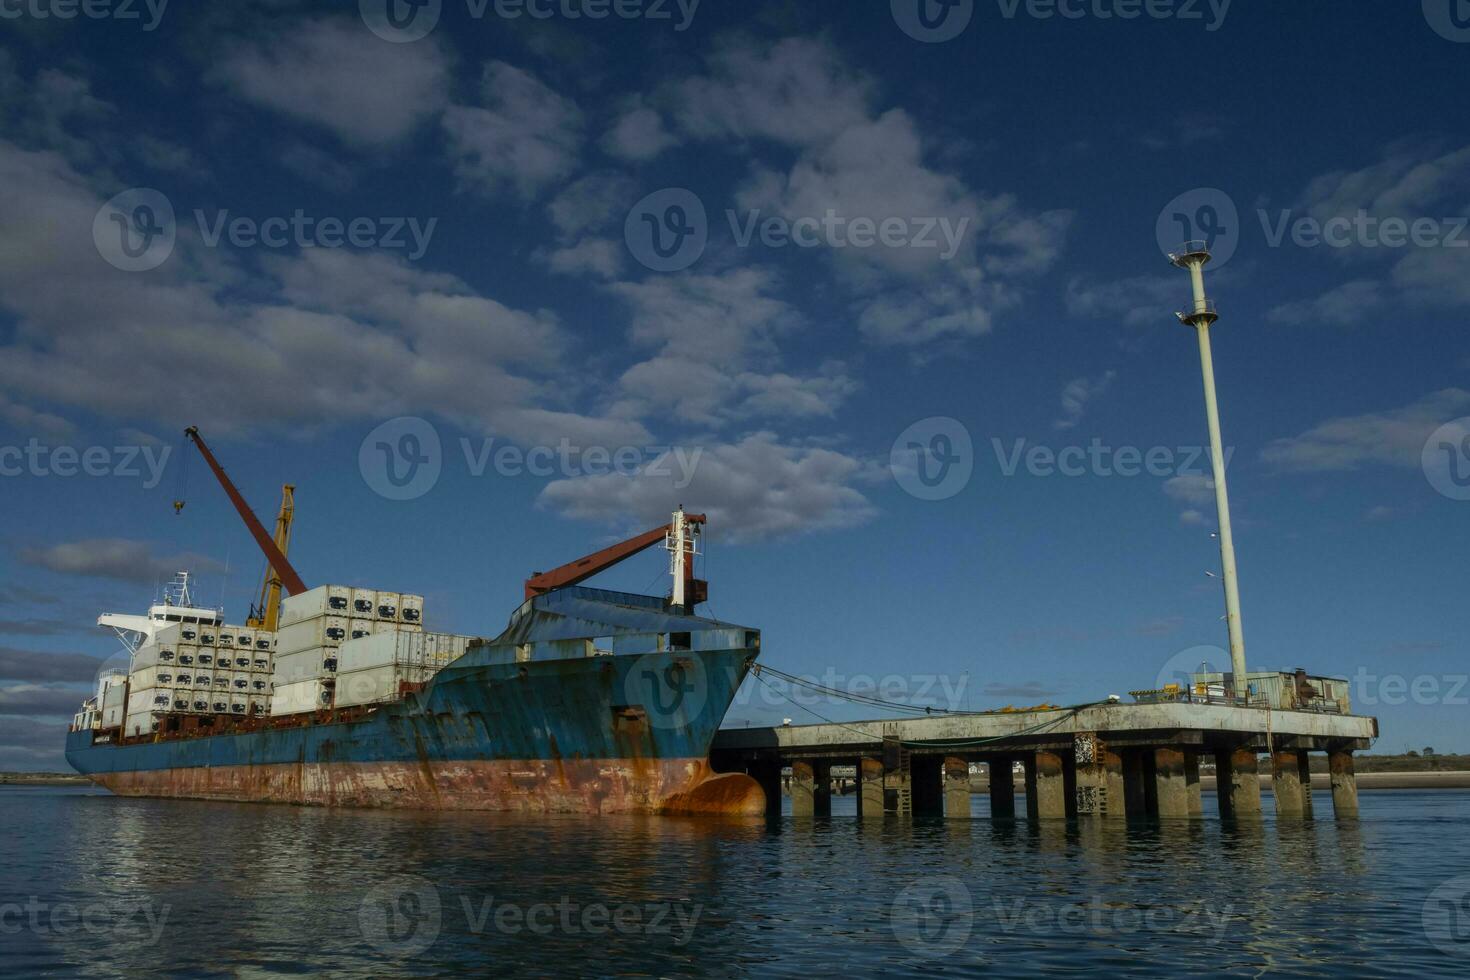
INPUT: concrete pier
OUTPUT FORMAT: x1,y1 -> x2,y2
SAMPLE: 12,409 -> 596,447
712,699 -> 1376,823
1329,748 -> 1359,817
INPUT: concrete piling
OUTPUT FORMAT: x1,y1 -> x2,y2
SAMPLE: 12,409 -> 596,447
1216,746 -> 1262,819
1297,751 -> 1314,817
790,760 -> 817,818
1329,748 -> 1359,818
988,757 -> 1016,820
859,757 -> 884,819
1155,747 -> 1195,819
1074,734 -> 1124,819
945,757 -> 970,818
1022,755 -> 1040,821
1271,749 -> 1308,818
1034,750 -> 1067,819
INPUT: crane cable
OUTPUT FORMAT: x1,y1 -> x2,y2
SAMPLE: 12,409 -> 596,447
752,662 -> 957,715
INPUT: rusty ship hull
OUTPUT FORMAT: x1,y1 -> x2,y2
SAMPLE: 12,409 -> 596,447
66,588 -> 765,815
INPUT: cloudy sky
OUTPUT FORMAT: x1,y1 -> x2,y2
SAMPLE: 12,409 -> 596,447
1,1 -> 1467,769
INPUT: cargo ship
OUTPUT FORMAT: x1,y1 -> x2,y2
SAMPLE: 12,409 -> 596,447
65,430 -> 765,815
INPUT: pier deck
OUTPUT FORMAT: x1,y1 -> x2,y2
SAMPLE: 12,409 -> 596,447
711,701 -> 1378,821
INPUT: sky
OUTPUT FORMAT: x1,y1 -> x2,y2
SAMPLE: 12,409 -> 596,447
0,0 -> 1467,769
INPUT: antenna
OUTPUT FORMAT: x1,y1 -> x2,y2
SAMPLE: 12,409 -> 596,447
1170,240 -> 1247,700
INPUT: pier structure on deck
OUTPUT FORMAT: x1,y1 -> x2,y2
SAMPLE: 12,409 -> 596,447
711,700 -> 1376,821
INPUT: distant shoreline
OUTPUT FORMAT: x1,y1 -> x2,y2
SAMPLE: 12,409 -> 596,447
962,770 -> 1470,793
0,773 -> 89,786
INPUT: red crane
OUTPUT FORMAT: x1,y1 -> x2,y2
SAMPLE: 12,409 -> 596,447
525,509 -> 707,605
180,426 -> 308,596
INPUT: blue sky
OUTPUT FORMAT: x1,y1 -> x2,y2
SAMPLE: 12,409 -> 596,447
1,0 -> 1467,768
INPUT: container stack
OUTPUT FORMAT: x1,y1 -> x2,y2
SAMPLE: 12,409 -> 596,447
122,621 -> 278,735
271,585 -> 425,715
333,631 -> 477,708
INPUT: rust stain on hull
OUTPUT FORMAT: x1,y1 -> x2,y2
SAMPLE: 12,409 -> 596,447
86,757 -> 766,816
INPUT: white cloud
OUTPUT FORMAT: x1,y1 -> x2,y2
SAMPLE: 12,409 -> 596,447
538,432 -> 876,542
443,62 -> 583,201
1065,274 -> 1182,328
18,538 -> 225,584
1164,474 -> 1216,508
0,139 -> 645,449
1267,280 -> 1385,327
1260,389 -> 1470,472
212,19 -> 450,147
674,37 -> 1070,347
543,238 -> 624,280
1054,370 -> 1116,430
601,98 -> 677,162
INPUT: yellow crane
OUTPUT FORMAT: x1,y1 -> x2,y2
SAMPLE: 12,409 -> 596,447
246,485 -> 296,631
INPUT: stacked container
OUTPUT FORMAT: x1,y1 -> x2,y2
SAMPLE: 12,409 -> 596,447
271,584 -> 425,714
333,631 -> 475,708
123,620 -> 277,722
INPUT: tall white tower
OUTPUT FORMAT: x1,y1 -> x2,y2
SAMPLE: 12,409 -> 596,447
1170,241 -> 1248,700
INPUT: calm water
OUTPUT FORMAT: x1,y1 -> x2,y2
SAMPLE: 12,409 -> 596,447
3,786 -> 1469,977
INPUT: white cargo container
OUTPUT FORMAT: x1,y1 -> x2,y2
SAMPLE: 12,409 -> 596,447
232,627 -> 255,649
334,665 -> 417,707
348,619 -> 375,641
338,631 -> 475,673
249,675 -> 272,695
251,654 -> 272,672
350,588 -> 377,618
101,703 -> 124,728
208,692 -> 231,713
171,670 -> 193,688
400,594 -> 424,625
272,648 -> 338,685
229,695 -> 250,714
281,585 -> 353,627
373,620 -> 400,636
271,678 -> 334,715
253,633 -> 276,652
169,691 -> 192,712
231,671 -> 252,692
248,694 -> 270,716
126,690 -> 157,716
197,626 -> 218,646
373,591 -> 401,621
124,711 -> 156,737
188,691 -> 211,713
276,616 -> 349,655
174,647 -> 199,668
192,671 -> 213,690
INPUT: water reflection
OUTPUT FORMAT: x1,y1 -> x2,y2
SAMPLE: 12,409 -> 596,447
2,787 -> 1466,977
